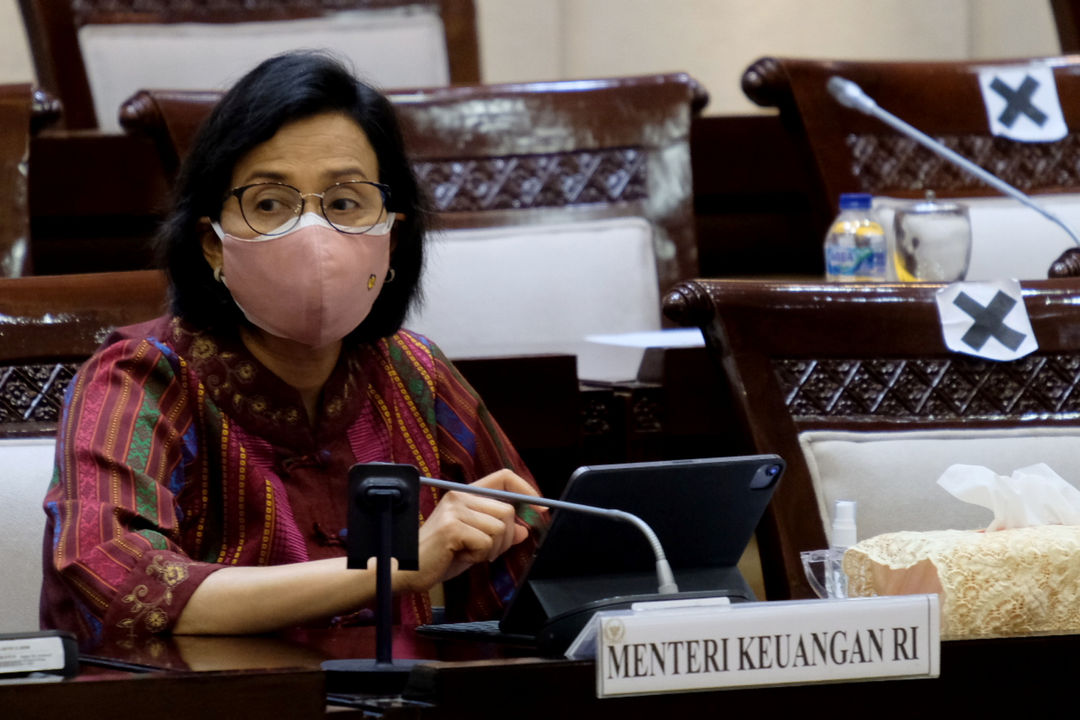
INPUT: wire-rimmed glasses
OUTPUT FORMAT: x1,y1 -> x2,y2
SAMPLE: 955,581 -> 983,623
226,181 -> 392,236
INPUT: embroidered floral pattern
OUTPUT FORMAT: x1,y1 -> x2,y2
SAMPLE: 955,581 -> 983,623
151,555 -> 190,589
191,336 -> 217,360
236,361 -> 256,382
116,554 -> 191,636
168,318 -> 365,440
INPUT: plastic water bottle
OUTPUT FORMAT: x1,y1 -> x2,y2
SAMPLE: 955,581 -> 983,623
824,193 -> 887,281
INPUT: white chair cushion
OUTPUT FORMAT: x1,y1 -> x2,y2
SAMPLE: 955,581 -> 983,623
404,216 -> 661,372
79,8 -> 450,131
874,193 -> 1080,281
799,427 -> 1080,544
0,437 -> 55,633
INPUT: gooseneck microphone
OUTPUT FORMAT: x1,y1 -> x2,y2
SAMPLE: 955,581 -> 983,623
420,476 -> 680,595
826,76 -> 1080,250
327,465 -> 680,689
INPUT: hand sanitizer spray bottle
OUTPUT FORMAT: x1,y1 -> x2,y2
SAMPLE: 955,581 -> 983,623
826,500 -> 857,598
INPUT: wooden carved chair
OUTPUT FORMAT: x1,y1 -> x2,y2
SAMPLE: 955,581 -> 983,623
664,277 -> 1080,600
741,56 -> 1080,279
18,0 -> 480,131
383,73 -> 706,501
0,270 -> 168,632
0,84 -> 61,277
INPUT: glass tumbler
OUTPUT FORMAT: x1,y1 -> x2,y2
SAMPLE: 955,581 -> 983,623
893,192 -> 972,282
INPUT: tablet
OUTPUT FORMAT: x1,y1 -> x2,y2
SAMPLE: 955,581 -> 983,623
500,454 -> 783,635
418,454 -> 783,652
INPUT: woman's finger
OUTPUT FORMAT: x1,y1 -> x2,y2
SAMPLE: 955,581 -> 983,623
472,468 -> 539,497
448,494 -> 519,560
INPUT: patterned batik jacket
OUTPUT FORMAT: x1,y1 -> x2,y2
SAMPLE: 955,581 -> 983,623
41,316 -> 541,644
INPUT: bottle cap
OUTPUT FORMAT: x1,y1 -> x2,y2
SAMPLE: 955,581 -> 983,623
838,193 -> 873,211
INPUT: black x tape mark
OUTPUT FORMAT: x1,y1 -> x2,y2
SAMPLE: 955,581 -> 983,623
953,291 -> 1026,351
990,75 -> 1048,128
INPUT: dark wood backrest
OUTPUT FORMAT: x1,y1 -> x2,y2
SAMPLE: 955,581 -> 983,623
120,74 -> 707,292
0,270 -> 168,436
0,84 -> 61,277
664,277 -> 1080,599
741,55 -> 1080,225
18,0 -> 480,130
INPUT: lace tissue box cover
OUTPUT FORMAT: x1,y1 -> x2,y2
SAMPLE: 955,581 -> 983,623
843,463 -> 1080,639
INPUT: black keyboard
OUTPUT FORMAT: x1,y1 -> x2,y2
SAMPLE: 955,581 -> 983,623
414,620 -> 534,645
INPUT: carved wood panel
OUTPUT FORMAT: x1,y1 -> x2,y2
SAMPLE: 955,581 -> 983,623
775,354 -> 1080,421
413,148 -> 648,213
846,132 -> 1080,194
0,363 -> 76,425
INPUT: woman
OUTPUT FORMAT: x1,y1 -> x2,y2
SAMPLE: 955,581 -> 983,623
40,52 -> 543,643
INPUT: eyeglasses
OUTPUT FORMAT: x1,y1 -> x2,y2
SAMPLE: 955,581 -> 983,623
226,181 -> 392,236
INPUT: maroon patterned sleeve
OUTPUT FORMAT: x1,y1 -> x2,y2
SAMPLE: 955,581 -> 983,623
41,338 -> 221,642
427,341 -> 547,621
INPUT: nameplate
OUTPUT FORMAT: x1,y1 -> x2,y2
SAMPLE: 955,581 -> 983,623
596,595 -> 939,698
0,631 -> 78,678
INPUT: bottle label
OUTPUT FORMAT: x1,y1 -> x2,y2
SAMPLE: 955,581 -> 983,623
825,244 -> 885,279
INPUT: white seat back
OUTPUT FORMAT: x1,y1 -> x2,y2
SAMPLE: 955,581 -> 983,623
405,217 -> 661,377
801,427 -> 1080,543
0,437 -> 54,633
80,8 -> 451,131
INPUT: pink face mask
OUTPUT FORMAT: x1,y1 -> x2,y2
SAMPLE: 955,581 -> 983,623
212,213 -> 392,347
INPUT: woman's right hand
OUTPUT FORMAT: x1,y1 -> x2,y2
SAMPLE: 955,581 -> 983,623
396,469 -> 538,594
176,470 -> 538,634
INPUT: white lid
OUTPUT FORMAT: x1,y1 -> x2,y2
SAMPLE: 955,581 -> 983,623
831,499 -> 857,547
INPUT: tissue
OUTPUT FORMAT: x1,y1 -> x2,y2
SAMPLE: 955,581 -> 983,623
936,463 -> 1080,531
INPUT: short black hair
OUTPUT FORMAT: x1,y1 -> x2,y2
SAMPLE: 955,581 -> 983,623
157,51 -> 426,344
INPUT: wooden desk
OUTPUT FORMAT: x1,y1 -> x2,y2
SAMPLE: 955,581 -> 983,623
4,627 -> 1076,719
404,632 -> 1080,718
0,666 -> 326,720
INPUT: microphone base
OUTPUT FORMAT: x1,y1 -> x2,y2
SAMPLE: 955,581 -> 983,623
322,657 -> 428,694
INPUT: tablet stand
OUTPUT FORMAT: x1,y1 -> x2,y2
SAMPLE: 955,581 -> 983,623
322,464 -> 425,693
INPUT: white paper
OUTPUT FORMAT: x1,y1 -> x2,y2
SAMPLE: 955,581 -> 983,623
629,596 -> 731,612
935,280 -> 1037,361
584,329 -> 704,349
564,596 -> 732,660
978,64 -> 1067,142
